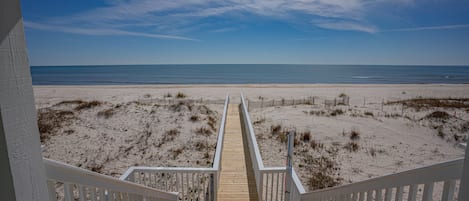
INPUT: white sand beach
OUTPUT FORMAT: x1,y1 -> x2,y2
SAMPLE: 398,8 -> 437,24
34,84 -> 469,190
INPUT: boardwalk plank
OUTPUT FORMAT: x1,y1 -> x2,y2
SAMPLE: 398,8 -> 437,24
217,104 -> 259,201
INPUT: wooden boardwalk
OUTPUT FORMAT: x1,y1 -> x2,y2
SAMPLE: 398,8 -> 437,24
217,104 -> 258,201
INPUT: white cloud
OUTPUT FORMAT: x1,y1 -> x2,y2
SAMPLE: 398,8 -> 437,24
210,27 -> 241,33
314,20 -> 377,33
170,5 -> 245,18
24,21 -> 199,41
382,24 -> 469,32
26,0 -> 421,36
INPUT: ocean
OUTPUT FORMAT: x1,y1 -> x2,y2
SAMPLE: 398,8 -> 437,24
30,64 -> 469,85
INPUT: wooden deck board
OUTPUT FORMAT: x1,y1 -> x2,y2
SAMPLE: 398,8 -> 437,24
217,104 -> 259,201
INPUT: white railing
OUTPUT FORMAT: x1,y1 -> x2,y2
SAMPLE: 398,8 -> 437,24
44,158 -> 178,201
260,167 -> 287,201
241,93 -> 306,201
301,158 -> 464,201
240,93 -> 468,201
121,167 -> 217,201
120,95 -> 230,201
291,170 -> 306,200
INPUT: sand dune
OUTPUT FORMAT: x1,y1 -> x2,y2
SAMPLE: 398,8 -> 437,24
34,84 -> 468,187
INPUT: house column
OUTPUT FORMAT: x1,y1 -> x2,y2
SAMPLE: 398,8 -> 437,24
0,0 -> 50,200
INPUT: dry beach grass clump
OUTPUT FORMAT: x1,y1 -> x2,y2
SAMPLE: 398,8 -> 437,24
38,95 -> 223,177
252,94 -> 468,191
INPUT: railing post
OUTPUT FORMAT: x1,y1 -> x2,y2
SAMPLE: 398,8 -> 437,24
213,173 -> 218,201
285,131 -> 294,201
259,172 -> 264,200
210,173 -> 215,201
459,144 -> 469,200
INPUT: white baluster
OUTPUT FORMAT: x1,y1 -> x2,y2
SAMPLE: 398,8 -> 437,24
89,187 -> 97,201
441,180 -> 455,201
64,183 -> 74,201
351,192 -> 357,201
366,190 -> 372,201
376,189 -> 382,201
47,181 -> 58,201
358,192 -> 364,201
78,185 -> 86,201
408,184 -> 418,201
266,173 -> 270,201
395,186 -> 403,201
384,188 -> 392,201
99,188 -> 105,201
422,183 -> 434,201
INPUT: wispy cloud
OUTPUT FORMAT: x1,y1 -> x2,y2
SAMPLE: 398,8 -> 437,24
382,24 -> 469,32
290,37 -> 327,41
210,27 -> 242,33
314,19 -> 377,33
26,0 -> 422,36
24,21 -> 199,41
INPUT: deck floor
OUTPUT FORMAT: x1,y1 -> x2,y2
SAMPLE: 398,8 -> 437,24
217,104 -> 258,201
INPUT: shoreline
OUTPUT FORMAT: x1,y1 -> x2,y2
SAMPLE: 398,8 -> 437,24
33,83 -> 469,88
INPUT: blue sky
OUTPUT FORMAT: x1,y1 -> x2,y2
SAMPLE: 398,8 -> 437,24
21,0 -> 469,66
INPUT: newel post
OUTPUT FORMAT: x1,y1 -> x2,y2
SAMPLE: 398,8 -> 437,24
0,0 -> 50,200
285,131 -> 294,201
459,144 -> 469,200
